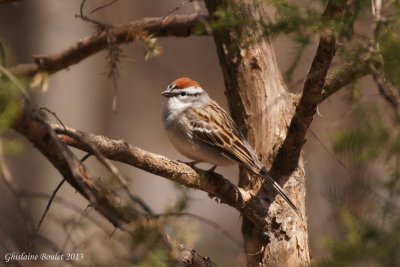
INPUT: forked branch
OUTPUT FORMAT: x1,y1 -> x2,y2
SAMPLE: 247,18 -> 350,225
12,98 -> 216,267
272,0 -> 349,175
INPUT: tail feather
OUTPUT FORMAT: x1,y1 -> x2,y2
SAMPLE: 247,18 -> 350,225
259,170 -> 301,217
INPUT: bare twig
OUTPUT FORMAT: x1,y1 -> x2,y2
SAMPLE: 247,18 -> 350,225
56,127 -> 154,215
36,150 -> 96,231
1,66 -> 137,230
10,14 -> 209,78
157,212 -> 243,247
165,0 -> 195,17
61,208 -> 88,251
38,106 -> 152,215
77,0 -> 122,112
39,107 -> 67,130
20,191 -> 110,233
36,178 -> 66,230
76,0 -> 122,112
81,153 -> 92,162
90,0 -> 119,14
76,0 -> 110,29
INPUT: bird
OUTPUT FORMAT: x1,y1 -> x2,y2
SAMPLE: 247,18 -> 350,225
161,77 -> 300,216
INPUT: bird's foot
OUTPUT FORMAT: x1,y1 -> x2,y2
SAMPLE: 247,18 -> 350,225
206,165 -> 217,174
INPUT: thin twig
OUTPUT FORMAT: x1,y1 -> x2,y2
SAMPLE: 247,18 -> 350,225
56,128 -> 154,215
81,153 -> 92,162
36,179 -> 66,230
308,128 -> 400,210
76,0 -> 110,29
37,106 -> 152,215
39,107 -> 67,130
77,0 -> 121,111
156,212 -> 243,247
20,191 -> 110,233
165,0 -> 192,17
90,0 -> 118,14
61,208 -> 88,251
10,14 -> 209,77
1,63 -> 96,206
309,128 -> 352,174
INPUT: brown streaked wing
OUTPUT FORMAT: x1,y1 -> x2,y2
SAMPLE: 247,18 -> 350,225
186,101 -> 262,172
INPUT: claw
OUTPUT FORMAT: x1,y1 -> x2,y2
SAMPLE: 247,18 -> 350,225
207,165 -> 217,173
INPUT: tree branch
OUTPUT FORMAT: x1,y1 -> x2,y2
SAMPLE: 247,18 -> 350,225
272,0 -> 348,175
50,123 -> 276,230
10,13 -> 209,77
12,99 -> 217,267
320,54 -> 372,101
15,101 -> 141,228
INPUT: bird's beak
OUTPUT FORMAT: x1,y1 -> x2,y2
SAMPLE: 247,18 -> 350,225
161,89 -> 174,97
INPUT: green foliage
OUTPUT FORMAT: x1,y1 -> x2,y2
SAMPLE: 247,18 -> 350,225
192,7 -> 240,38
210,8 -> 240,33
379,13 -> 400,87
1,138 -> 23,155
140,248 -> 169,267
319,209 -> 400,267
266,0 -> 322,36
0,80 -> 21,132
331,106 -> 389,166
325,83 -> 400,265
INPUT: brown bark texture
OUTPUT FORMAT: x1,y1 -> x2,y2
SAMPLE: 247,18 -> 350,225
204,0 -> 351,265
205,0 -> 321,266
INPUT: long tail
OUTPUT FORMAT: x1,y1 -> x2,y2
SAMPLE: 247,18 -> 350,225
259,169 -> 301,217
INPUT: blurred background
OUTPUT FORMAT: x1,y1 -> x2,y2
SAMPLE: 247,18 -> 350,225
1,0 -> 399,266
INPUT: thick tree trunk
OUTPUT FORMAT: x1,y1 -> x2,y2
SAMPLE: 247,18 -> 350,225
205,1 -> 310,266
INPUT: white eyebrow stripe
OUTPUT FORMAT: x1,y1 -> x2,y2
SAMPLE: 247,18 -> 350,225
179,86 -> 203,95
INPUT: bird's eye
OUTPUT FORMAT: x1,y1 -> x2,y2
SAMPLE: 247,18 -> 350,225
180,92 -> 187,97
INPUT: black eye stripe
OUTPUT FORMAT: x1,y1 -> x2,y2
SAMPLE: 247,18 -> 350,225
176,92 -> 201,97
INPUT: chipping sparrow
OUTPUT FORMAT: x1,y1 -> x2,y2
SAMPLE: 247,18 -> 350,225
161,77 -> 300,216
